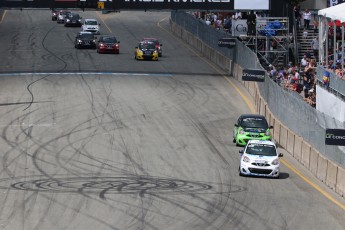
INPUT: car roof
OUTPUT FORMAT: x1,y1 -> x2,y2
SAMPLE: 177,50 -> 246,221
240,114 -> 266,119
85,19 -> 98,21
78,31 -> 93,35
247,140 -> 276,146
142,38 -> 159,42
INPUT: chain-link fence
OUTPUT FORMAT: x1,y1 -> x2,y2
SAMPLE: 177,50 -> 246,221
171,11 -> 345,167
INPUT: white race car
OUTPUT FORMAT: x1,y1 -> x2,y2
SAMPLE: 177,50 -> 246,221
239,140 -> 283,178
81,19 -> 100,35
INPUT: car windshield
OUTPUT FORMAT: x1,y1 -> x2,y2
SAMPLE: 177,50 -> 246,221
245,144 -> 277,156
146,40 -> 158,45
79,34 -> 94,39
139,43 -> 156,49
85,21 -> 98,25
69,14 -> 80,19
60,11 -> 70,16
102,37 -> 117,43
240,117 -> 268,129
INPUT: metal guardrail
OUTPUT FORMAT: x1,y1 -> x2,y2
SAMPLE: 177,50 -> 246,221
317,65 -> 345,99
171,11 -> 345,167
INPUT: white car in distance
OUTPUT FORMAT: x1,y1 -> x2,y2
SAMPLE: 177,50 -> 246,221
239,140 -> 283,178
81,19 -> 100,35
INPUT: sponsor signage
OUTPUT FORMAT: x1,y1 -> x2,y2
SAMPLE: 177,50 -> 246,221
242,69 -> 265,82
325,129 -> 345,146
1,0 -> 236,9
328,0 -> 345,7
232,19 -> 248,36
218,38 -> 236,48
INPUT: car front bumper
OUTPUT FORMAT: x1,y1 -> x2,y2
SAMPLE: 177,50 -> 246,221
98,47 -> 119,53
235,134 -> 272,146
136,54 -> 158,60
240,163 -> 280,178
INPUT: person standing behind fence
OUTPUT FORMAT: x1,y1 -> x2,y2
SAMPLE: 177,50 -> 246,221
223,15 -> 232,32
303,9 -> 311,29
311,37 -> 319,60
247,10 -> 256,36
294,5 -> 301,28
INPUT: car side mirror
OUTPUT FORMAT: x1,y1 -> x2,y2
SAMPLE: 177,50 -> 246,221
80,16 -> 82,19
239,149 -> 244,154
160,44 -> 163,46
118,41 -> 120,43
234,124 -> 239,127
99,23 -> 101,26
269,125 -> 274,129
135,46 -> 138,49
279,153 -> 283,157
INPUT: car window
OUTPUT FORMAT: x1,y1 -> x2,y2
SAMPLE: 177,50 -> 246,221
240,117 -> 268,129
139,43 -> 156,49
145,40 -> 159,45
85,21 -> 98,25
102,37 -> 117,43
245,144 -> 277,156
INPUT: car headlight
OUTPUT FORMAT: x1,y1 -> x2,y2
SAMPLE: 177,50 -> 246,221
138,50 -> 143,54
242,156 -> 250,163
153,50 -> 158,53
265,129 -> 271,136
77,39 -> 82,43
66,19 -> 70,22
271,159 -> 279,165
239,129 -> 245,135
92,40 -> 96,43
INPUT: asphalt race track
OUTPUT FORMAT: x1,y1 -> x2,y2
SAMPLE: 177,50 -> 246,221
0,9 -> 344,230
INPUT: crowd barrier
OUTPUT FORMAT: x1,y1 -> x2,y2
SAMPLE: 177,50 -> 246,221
169,16 -> 345,198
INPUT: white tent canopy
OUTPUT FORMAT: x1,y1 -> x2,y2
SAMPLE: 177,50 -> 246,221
318,3 -> 345,22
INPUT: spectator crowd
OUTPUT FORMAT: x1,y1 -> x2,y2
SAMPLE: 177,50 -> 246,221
193,7 -> 345,108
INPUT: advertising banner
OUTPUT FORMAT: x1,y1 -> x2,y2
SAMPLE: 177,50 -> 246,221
232,19 -> 247,36
218,38 -> 236,48
328,0 -> 345,7
242,69 -> 265,82
325,129 -> 345,146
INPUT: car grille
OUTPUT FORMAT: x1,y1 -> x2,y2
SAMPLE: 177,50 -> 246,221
86,29 -> 97,33
247,133 -> 263,138
251,162 -> 270,167
248,168 -> 272,174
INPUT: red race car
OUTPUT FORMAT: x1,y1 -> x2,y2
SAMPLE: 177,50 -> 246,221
97,36 -> 120,54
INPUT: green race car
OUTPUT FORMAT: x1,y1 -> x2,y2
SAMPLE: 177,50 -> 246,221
233,114 -> 273,146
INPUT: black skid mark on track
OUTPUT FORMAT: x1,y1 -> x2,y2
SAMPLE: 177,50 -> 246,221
4,176 -> 219,196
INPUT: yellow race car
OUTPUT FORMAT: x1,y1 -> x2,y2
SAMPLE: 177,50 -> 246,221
134,41 -> 159,61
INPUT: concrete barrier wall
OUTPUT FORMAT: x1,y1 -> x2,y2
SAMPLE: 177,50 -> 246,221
309,148 -> 319,175
273,119 -> 281,143
317,154 -> 328,183
326,161 -> 338,190
301,142 -> 311,168
336,166 -> 345,197
170,21 -> 345,199
279,125 -> 288,150
287,129 -> 295,154
294,136 -> 303,162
